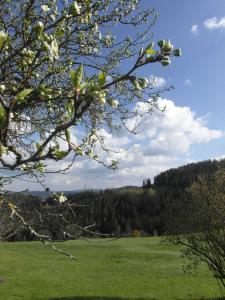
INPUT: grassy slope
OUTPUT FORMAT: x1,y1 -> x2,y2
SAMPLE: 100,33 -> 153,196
0,237 -> 223,300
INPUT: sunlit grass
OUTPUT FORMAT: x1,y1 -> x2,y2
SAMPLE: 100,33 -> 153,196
0,237 -> 222,300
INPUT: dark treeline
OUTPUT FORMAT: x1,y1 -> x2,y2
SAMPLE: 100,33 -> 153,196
65,158 -> 225,236
3,158 -> 225,241
154,159 -> 225,189
66,188 -> 161,236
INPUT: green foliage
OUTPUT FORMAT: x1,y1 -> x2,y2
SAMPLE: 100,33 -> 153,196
0,30 -> 8,48
0,105 -> 6,129
53,150 -> 68,160
15,89 -> 33,103
145,48 -> 157,55
98,72 -> 106,87
70,64 -> 84,92
168,168 -> 225,288
154,158 -> 225,189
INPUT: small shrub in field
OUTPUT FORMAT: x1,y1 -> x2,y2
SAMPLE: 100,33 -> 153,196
132,230 -> 141,237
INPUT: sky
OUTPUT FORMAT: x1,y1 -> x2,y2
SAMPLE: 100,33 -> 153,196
9,0 -> 225,191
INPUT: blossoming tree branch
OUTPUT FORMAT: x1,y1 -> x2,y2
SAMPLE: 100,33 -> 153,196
0,0 -> 181,255
0,0 -> 181,182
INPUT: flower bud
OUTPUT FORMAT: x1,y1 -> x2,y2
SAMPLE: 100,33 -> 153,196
161,56 -> 171,67
162,40 -> 173,52
133,80 -> 142,90
42,41 -> 50,51
108,99 -> 119,108
0,84 -> 5,93
138,78 -> 148,89
33,22 -> 44,35
26,50 -> 34,58
37,21 -> 44,31
157,40 -> 166,48
173,49 -> 182,57
41,5 -> 50,12
98,97 -> 106,105
69,1 -> 81,15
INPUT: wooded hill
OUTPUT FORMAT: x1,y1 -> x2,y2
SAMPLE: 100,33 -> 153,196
64,159 -> 225,237
4,158 -> 225,241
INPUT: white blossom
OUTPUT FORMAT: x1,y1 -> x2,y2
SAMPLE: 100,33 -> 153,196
98,97 -> 106,105
41,5 -> 50,12
58,193 -> 67,203
20,164 -> 26,171
49,38 -> 59,61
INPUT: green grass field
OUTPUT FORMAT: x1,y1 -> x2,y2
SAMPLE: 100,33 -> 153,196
0,237 -> 223,300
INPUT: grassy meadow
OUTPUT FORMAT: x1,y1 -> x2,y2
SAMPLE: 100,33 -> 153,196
0,237 -> 223,300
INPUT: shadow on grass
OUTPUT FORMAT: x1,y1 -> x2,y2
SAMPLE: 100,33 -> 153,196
49,297 -> 225,300
49,297 -> 156,300
184,298 -> 225,300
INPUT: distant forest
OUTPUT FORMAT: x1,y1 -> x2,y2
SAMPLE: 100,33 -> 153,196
5,158 -> 225,241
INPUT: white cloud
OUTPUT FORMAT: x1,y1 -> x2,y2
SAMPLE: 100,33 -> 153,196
204,16 -> 225,30
7,99 -> 224,191
191,24 -> 199,35
149,76 -> 167,88
184,79 -> 192,86
138,99 -> 223,154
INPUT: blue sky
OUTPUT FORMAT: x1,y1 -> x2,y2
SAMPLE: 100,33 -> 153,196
9,0 -> 225,191
139,0 -> 225,160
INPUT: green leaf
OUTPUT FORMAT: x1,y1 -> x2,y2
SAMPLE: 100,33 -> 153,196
55,19 -> 65,37
36,162 -> 45,172
54,150 -> 68,160
0,106 -> 5,129
76,64 -> 83,85
70,70 -> 76,85
55,28 -> 64,37
15,89 -> 33,102
145,48 -> 157,55
66,101 -> 74,117
0,30 -> 9,49
98,72 -> 106,87
0,145 -> 4,157
70,64 -> 83,91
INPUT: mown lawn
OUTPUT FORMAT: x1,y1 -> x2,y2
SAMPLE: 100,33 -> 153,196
0,237 -> 223,300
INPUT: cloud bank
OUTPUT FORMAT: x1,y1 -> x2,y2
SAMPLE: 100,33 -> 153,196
8,98 -> 224,191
